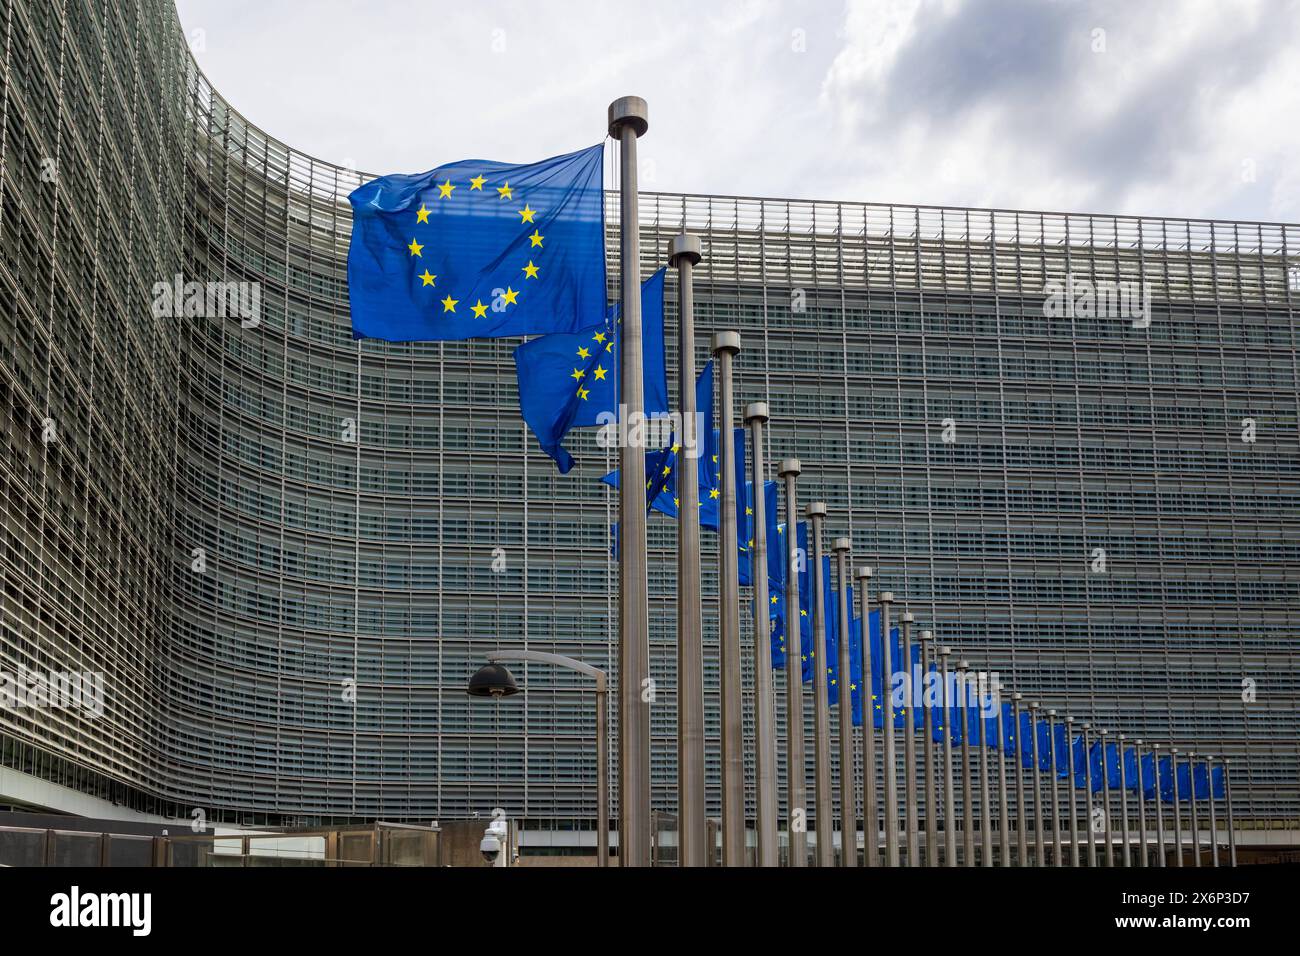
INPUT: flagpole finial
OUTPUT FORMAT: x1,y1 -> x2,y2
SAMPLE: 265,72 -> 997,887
902,611 -> 914,623
779,458 -> 801,477
1012,691 -> 1023,701
805,500 -> 827,518
1047,708 -> 1057,716
855,565 -> 872,580
1135,737 -> 1143,745
832,536 -> 850,552
608,96 -> 649,138
939,646 -> 952,657
668,233 -> 701,266
744,402 -> 769,423
879,590 -> 894,603
1066,716 -> 1075,724
919,629 -> 932,642
957,660 -> 969,671
1028,700 -> 1039,710
710,330 -> 740,355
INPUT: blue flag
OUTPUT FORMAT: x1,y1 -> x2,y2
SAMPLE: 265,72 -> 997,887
516,269 -> 668,472
349,144 -> 606,342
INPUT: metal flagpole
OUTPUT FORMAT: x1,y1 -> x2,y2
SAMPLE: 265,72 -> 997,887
977,673 -> 993,867
746,403 -> 778,867
1047,709 -> 1063,867
1099,729 -> 1115,867
1118,733 -> 1132,867
1170,746 -> 1183,867
901,612 -> 918,867
1134,738 -> 1149,867
957,661 -> 975,867
878,590 -> 899,866
1152,742 -> 1167,868
1082,723 -> 1097,867
1028,701 -> 1044,867
608,96 -> 651,867
997,699 -> 1012,867
920,631 -> 939,867
712,331 -> 744,866
832,538 -> 856,867
1012,694 -> 1028,866
857,568 -> 878,867
779,459 -> 806,867
1189,751 -> 1202,867
939,647 -> 957,867
1205,755 -> 1220,867
1066,717 -> 1080,867
668,235 -> 706,868
1223,757 -> 1237,867
806,502 -> 833,867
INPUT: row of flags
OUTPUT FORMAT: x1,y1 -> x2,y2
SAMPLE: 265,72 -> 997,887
604,424 -> 1226,806
345,137 -> 1228,863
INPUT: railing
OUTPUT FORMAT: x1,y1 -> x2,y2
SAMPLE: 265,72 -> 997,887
0,821 -> 441,867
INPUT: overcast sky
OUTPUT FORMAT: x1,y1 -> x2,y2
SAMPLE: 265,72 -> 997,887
176,0 -> 1300,223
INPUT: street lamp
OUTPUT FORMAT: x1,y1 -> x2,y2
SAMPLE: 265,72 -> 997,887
467,650 -> 610,867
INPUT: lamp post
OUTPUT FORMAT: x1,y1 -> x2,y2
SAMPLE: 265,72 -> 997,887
469,651 -> 609,867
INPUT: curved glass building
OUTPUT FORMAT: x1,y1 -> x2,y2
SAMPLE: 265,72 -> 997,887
1,0 -> 1296,845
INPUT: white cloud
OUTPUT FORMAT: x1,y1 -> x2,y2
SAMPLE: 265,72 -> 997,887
177,0 -> 1300,221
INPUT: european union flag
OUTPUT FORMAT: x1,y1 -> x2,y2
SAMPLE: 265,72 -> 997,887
516,269 -> 668,472
349,144 -> 606,341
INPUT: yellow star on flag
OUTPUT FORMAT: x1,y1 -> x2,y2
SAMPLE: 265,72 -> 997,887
592,365 -> 607,381
415,204 -> 430,224
469,174 -> 486,190
528,229 -> 544,248
570,368 -> 585,381
441,294 -> 458,312
438,179 -> 455,198
419,270 -> 436,287
502,287 -> 520,306
577,346 -> 591,359
407,238 -> 423,257
497,183 -> 512,200
519,205 -> 536,224
471,300 -> 488,318
523,260 -> 539,279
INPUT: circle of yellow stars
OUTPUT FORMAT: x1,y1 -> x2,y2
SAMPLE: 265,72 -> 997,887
407,174 -> 544,319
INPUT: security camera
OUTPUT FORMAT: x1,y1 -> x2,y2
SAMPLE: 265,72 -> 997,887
480,831 -> 502,865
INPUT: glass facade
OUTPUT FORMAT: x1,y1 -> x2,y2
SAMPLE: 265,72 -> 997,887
0,0 -> 1296,832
